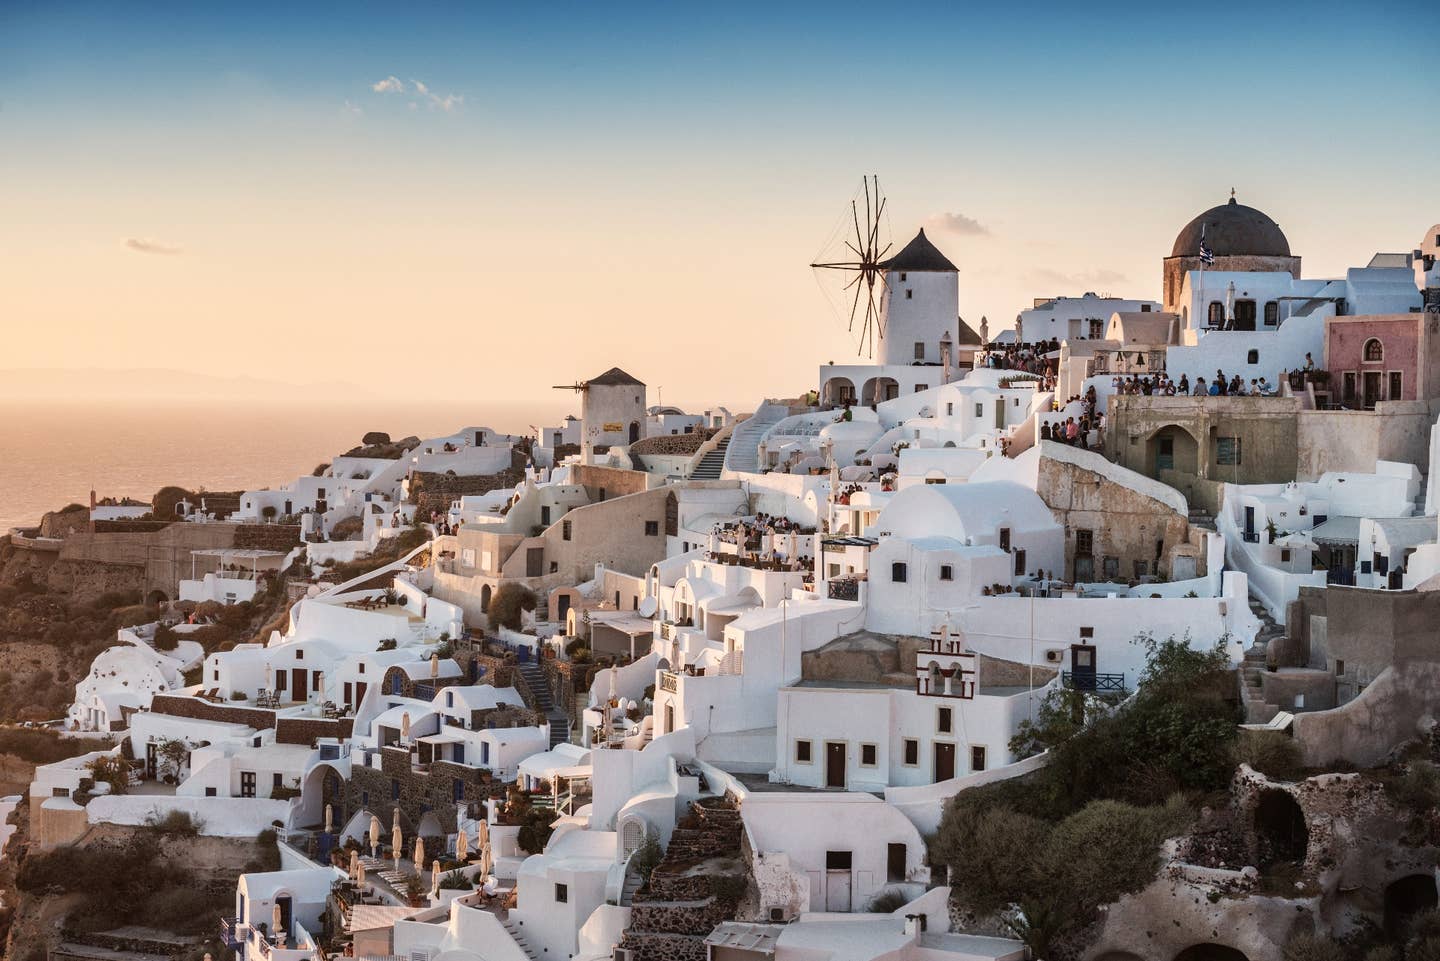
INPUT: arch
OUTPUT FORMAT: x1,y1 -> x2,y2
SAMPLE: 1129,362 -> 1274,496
1175,946 -> 1249,961
145,589 -> 169,608
655,657 -> 671,673
620,817 -> 647,859
480,584 -> 492,613
1384,874 -> 1438,937
1364,338 -> 1384,363
295,762 -> 348,830
822,377 -> 857,407
1145,424 -> 1201,478
629,421 -> 641,444
1254,789 -> 1307,868
861,377 -> 900,406
416,810 -> 445,841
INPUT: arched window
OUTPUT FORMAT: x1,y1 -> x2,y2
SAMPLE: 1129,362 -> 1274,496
1207,302 -> 1225,327
1364,338 -> 1384,362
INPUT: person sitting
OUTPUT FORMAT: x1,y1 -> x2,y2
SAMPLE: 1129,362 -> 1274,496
1193,377 -> 1207,395
1208,379 -> 1221,396
1257,376 -> 1273,396
1040,421 -> 1052,441
1178,374 -> 1190,394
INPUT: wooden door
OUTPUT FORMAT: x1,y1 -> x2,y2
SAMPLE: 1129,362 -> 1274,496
240,771 -> 256,798
825,742 -> 846,789
933,742 -> 956,782
292,668 -> 308,702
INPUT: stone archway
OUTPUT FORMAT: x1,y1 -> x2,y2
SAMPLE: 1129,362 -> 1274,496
1144,424 -> 1200,479
822,377 -> 857,407
296,762 -> 348,830
1174,945 -> 1250,961
145,589 -> 170,608
861,377 -> 899,406
1385,874 -> 1439,937
1254,789 -> 1308,868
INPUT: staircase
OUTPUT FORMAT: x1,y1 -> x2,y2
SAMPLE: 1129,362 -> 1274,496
501,917 -> 539,960
516,661 -> 570,747
1241,596 -> 1286,723
621,869 -> 644,906
690,435 -> 731,480
1188,508 -> 1216,531
721,403 -> 790,475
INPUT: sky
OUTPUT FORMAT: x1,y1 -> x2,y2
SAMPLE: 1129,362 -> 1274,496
0,0 -> 1429,415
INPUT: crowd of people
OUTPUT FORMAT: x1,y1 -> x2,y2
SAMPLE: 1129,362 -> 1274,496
982,338 -> 1061,373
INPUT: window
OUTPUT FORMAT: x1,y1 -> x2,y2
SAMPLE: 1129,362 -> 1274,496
939,564 -> 953,581
454,779 -> 464,802
1014,549 -> 1026,575
825,850 -> 852,870
905,289 -> 913,300
1216,436 -> 1242,466
974,403 -> 983,417
1364,338 -> 1384,362
295,649 -> 304,660
903,739 -> 919,766
1264,301 -> 1279,325
598,488 -> 607,501
273,772 -> 283,789
275,671 -> 287,692
1280,549 -> 1292,563
1342,372 -> 1357,404
795,740 -> 813,764
391,779 -> 400,800
891,562 -> 908,583
998,528 -> 1011,552
1208,302 -> 1225,326
914,384 -> 927,393
946,402 -> 953,416
971,746 -> 987,771
549,561 -> 558,573
205,787 -> 217,797
914,342 -> 925,360
1389,371 -> 1403,400
899,272 -> 907,281
1247,349 -> 1259,365
937,706 -> 953,734
1133,560 -> 1149,578
1075,529 -> 1093,555
644,520 -> 659,537
212,669 -> 219,682
1335,658 -> 1345,676
1088,318 -> 1104,339
562,520 -> 572,541
540,505 -> 550,526
358,662 -> 365,674
860,743 -> 878,767
461,548 -> 475,567
554,883 -> 568,903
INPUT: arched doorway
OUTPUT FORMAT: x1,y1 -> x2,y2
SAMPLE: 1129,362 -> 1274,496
1146,425 -> 1199,478
822,377 -> 857,407
1254,789 -> 1308,868
861,377 -> 899,406
480,584 -> 492,614
1384,874 -> 1438,937
629,421 -> 641,444
146,589 -> 169,608
1175,945 -> 1249,961
296,763 -> 348,830
621,818 -> 646,859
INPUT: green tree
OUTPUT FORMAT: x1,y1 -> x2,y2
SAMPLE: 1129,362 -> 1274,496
488,583 -> 538,631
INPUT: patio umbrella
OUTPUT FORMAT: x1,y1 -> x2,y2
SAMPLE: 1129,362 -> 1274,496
349,848 -> 359,880
264,663 -> 273,692
392,807 -> 401,832
414,836 -> 425,871
431,653 -> 439,678
369,814 -> 381,854
272,902 -> 284,944
430,859 -> 442,898
401,711 -> 411,741
456,827 -> 469,861
324,803 -> 333,834
392,823 -> 403,869
357,861 -> 366,886
477,819 -> 491,878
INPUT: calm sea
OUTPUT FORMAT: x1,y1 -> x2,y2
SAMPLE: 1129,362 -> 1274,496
0,401 -> 562,532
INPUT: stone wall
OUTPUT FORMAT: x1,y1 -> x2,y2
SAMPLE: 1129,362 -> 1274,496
275,716 -> 354,746
148,693 -> 277,730
570,464 -> 651,500
408,451 -> 528,515
233,524 -> 303,551
347,746 -> 503,835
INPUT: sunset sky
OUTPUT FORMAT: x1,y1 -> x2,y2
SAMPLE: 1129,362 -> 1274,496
1,1 -> 1429,413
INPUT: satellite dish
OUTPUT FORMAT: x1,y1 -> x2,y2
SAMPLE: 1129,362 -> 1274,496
638,597 -> 657,618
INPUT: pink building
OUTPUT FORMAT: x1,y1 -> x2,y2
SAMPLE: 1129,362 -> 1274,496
1324,314 -> 1440,409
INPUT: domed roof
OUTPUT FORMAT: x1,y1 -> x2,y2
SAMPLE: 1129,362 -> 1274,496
1170,195 -> 1290,259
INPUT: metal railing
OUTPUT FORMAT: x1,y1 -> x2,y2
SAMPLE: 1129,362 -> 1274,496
1061,671 -> 1127,693
659,671 -> 679,693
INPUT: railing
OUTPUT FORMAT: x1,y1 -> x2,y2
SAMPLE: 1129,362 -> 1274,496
220,917 -> 245,949
1061,671 -> 1127,693
660,622 -> 675,641
827,578 -> 860,601
659,671 -> 679,693
1242,531 -> 1261,543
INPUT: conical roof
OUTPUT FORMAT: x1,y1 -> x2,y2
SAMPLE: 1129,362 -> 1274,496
880,229 -> 958,272
587,368 -> 645,387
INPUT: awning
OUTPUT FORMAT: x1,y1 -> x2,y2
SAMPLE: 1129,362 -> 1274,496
1309,517 -> 1360,546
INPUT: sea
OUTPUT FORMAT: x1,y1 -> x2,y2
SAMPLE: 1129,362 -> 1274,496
0,401 -> 564,532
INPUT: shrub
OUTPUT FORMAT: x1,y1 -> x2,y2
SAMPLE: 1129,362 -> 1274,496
867,888 -> 910,912
230,691 -> 248,701
153,624 -> 179,652
631,827 -> 664,885
487,583 -> 538,631
1390,760 -> 1440,812
87,755 -> 131,795
439,869 -> 471,890
1232,730 -> 1304,781
146,809 -> 203,837
0,729 -> 109,764
1283,934 -> 1347,961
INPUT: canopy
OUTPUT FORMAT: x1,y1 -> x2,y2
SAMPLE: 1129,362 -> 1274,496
1309,516 -> 1361,546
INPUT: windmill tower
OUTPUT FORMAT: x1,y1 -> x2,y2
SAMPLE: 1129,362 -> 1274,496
554,368 -> 647,465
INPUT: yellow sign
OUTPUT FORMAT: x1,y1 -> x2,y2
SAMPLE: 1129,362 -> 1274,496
602,422 -> 625,432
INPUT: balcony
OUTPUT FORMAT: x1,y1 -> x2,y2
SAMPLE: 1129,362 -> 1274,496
1062,671 -> 1127,693
220,917 -> 246,950
659,671 -> 679,694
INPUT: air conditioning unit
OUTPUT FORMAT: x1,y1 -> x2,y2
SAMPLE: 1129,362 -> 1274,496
766,905 -> 793,922
1045,649 -> 1064,664
614,949 -> 636,961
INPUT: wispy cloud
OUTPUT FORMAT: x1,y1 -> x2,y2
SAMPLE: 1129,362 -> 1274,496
124,238 -> 182,256
341,99 -> 363,117
369,76 -> 463,112
926,211 -> 990,237
1028,267 -> 1128,290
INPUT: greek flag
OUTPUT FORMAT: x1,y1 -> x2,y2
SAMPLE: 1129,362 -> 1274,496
1199,239 -> 1214,266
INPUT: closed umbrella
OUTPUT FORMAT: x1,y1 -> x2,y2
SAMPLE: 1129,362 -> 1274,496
357,861 -> 366,886
369,814 -> 381,855
348,848 -> 359,881
430,653 -> 439,679
271,902 -> 284,944
324,803 -> 333,835
392,823 -> 403,870
456,827 -> 469,862
401,711 -> 411,742
264,663 -> 273,692
477,819 -> 492,878
430,859 -> 442,898
414,836 -> 425,871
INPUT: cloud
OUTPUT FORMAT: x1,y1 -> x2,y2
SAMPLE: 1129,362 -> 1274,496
1028,267 -> 1129,290
341,99 -> 363,117
370,75 -> 463,112
124,238 -> 182,256
926,211 -> 990,237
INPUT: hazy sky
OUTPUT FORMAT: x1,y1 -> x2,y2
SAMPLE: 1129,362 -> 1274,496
1,1 -> 1429,413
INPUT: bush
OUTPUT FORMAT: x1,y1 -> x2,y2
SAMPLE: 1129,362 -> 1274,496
1283,934 -> 1347,961
153,624 -> 179,652
146,809 -> 204,837
87,755 -> 131,795
1390,760 -> 1440,812
1232,730 -> 1305,781
631,827 -> 664,885
487,583 -> 538,631
867,888 -> 910,912
0,729 -> 109,765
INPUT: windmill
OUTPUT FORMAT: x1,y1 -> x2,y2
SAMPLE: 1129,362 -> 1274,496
812,175 -> 893,358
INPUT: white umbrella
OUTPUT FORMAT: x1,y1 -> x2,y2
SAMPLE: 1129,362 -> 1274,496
392,823 -> 403,869
348,848 -> 359,881
430,653 -> 440,679
456,827 -> 469,861
264,663 -> 273,692
401,711 -> 411,741
414,836 -> 425,871
271,901 -> 284,944
430,859 -> 442,898
392,807 -> 401,832
324,803 -> 333,834
369,814 -> 381,854
477,819 -> 492,878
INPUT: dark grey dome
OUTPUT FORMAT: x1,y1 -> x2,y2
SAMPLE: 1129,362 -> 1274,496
1171,196 -> 1290,258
